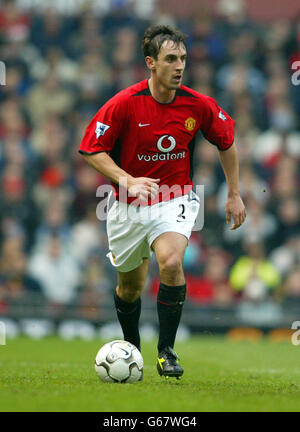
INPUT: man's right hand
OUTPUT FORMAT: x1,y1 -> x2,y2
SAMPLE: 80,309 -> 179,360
126,177 -> 160,202
82,153 -> 160,202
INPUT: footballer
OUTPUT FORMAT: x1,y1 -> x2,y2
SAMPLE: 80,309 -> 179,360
79,25 -> 246,379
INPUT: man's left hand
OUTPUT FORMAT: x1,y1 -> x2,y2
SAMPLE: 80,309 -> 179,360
225,195 -> 246,230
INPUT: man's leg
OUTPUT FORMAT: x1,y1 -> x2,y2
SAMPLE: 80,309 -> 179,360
152,232 -> 187,377
114,258 -> 149,351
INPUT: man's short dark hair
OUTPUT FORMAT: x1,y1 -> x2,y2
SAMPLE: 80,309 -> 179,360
142,25 -> 187,60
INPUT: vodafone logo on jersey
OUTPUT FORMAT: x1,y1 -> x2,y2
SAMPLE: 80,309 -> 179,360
157,135 -> 176,152
137,134 -> 186,162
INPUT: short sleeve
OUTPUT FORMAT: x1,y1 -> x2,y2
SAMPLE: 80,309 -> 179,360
79,94 -> 127,155
200,96 -> 235,151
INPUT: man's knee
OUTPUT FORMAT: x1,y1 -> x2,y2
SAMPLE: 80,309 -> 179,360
117,282 -> 144,303
158,253 -> 183,277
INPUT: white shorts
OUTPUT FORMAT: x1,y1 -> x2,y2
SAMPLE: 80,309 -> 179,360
106,191 -> 200,272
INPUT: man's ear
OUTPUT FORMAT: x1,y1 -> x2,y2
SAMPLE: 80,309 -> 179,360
145,56 -> 156,71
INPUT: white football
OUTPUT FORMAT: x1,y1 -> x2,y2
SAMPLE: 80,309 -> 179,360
95,340 -> 143,383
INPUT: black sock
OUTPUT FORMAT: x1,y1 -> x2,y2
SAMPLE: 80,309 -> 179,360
157,282 -> 186,353
114,291 -> 141,351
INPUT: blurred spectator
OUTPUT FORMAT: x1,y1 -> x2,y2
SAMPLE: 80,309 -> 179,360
78,50 -> 112,91
194,163 -> 218,197
100,0 -> 139,37
190,61 -> 215,95
282,267 -> 300,301
187,248 -> 234,305
222,196 -> 277,256
229,240 -> 281,301
264,18 -> 294,56
28,233 -> 80,304
30,113 -> 66,155
254,100 -> 300,165
0,99 -> 29,138
152,2 -> 177,27
75,51 -> 113,116
217,0 -> 250,32
0,236 -> 42,303
71,205 -> 107,265
33,197 -> 71,252
29,7 -> 70,56
65,10 -> 103,59
77,252 -> 112,319
189,9 -> 227,67
71,164 -> 107,221
111,27 -> 138,68
30,46 -> 79,84
0,235 -> 26,274
202,195 -> 224,247
216,60 -> 266,120
0,0 -> 30,43
275,197 -> 300,244
0,162 -> 38,247
270,234 -> 300,277
269,156 -> 299,214
26,72 -> 75,126
0,64 -> 29,100
182,233 -> 205,274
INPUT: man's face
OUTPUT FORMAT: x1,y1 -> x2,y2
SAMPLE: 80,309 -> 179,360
149,40 -> 187,90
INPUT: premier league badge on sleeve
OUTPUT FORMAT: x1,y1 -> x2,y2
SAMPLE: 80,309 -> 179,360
95,122 -> 110,138
218,110 -> 227,121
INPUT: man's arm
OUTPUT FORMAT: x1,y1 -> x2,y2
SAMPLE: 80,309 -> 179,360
81,152 -> 160,202
218,143 -> 246,230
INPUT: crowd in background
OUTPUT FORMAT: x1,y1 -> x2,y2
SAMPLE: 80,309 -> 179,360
0,0 -> 299,317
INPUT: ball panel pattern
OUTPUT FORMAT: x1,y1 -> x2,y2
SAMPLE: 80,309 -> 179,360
95,340 -> 143,383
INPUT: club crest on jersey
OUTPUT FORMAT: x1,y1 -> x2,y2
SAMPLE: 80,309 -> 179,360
218,111 -> 227,121
185,117 -> 196,131
95,122 -> 110,138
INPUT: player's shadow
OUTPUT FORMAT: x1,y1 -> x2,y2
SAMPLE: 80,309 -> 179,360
156,379 -> 187,386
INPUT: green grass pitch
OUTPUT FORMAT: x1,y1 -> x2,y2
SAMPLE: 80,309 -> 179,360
0,336 -> 299,412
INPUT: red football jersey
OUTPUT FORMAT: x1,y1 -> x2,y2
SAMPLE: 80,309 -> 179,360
79,79 -> 235,204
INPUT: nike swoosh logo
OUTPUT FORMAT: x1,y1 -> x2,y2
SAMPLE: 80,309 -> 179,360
120,348 -> 130,356
139,123 -> 150,127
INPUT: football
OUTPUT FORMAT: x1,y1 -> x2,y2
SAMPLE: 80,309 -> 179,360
95,340 -> 143,383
